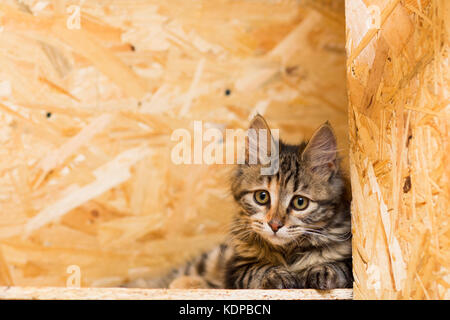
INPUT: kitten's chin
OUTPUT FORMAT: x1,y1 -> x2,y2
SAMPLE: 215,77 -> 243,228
261,233 -> 292,246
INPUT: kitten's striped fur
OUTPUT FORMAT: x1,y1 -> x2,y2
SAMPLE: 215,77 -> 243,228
124,116 -> 352,289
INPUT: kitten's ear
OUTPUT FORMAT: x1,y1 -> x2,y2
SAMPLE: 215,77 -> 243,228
301,122 -> 338,176
246,114 -> 274,163
248,114 -> 271,132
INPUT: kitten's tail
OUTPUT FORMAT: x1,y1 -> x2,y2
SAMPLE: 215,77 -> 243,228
120,269 -> 178,289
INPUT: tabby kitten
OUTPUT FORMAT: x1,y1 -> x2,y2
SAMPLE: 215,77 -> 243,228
124,115 -> 352,289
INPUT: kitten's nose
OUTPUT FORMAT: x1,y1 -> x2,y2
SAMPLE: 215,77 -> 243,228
268,220 -> 283,233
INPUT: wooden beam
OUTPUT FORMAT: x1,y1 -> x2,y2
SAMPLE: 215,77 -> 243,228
0,286 -> 353,300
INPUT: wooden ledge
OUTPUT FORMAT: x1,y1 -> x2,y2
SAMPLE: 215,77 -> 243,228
0,286 -> 353,300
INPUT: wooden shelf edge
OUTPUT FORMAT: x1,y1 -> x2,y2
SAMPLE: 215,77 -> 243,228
0,286 -> 353,300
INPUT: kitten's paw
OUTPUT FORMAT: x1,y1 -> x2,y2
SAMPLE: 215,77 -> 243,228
261,268 -> 299,289
305,264 -> 341,290
169,276 -> 209,289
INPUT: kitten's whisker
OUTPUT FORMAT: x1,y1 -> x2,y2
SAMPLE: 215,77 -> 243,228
289,228 -> 351,243
330,231 -> 352,241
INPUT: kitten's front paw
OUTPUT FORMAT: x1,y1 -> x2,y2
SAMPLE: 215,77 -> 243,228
261,268 -> 298,289
305,264 -> 341,290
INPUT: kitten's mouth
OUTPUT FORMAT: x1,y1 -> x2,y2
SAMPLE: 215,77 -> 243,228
251,224 -> 291,245
265,232 -> 291,245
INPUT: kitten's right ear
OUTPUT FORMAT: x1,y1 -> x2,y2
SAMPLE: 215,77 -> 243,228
301,122 -> 338,177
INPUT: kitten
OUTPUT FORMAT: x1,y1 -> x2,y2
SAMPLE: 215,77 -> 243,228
124,115 -> 352,289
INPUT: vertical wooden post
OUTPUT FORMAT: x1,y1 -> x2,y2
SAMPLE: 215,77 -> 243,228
346,0 -> 449,299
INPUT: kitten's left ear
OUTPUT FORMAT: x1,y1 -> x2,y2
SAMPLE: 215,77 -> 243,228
301,122 -> 338,177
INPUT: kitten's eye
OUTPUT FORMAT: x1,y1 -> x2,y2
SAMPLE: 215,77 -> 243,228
254,190 -> 270,205
291,196 -> 309,210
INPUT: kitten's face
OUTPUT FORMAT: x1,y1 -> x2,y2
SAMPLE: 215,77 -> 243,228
232,116 -> 345,247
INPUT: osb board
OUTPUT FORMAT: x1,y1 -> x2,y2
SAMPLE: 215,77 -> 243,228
0,1 -> 348,287
346,0 -> 449,299
0,286 -> 353,300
